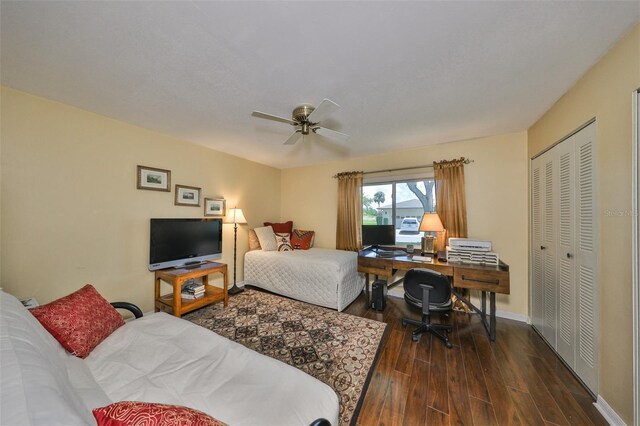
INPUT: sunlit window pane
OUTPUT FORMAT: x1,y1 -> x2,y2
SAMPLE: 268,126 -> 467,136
362,178 -> 436,246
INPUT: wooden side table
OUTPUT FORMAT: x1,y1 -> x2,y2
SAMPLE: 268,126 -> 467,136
154,262 -> 228,317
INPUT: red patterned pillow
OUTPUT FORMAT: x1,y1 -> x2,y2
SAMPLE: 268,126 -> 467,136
264,221 -> 293,235
291,229 -> 315,250
93,401 -> 225,426
30,284 -> 124,358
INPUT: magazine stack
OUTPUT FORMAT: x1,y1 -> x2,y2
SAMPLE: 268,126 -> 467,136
181,280 -> 205,300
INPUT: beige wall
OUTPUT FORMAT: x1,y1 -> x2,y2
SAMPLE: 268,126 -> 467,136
528,24 -> 640,423
281,131 -> 529,316
0,87 -> 281,312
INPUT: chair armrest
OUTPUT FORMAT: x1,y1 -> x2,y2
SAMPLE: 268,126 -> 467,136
419,284 -> 434,316
110,302 -> 143,319
309,419 -> 331,426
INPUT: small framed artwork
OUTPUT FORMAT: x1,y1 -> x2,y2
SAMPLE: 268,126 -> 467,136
204,198 -> 226,217
175,185 -> 201,206
137,165 -> 171,192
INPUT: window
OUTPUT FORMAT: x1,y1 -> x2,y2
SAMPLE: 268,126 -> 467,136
362,177 -> 436,246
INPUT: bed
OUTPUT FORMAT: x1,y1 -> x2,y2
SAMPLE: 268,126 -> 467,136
1,290 -> 339,426
244,248 -> 365,312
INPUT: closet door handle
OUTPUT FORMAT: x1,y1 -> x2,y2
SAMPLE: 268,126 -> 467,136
540,246 -> 546,250
566,253 -> 573,259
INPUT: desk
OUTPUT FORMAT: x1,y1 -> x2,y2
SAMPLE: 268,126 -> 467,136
358,249 -> 510,341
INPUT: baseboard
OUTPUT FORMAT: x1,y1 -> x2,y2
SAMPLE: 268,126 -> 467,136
495,310 -> 529,323
594,395 -> 626,425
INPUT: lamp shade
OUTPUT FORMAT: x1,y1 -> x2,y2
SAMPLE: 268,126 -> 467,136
419,212 -> 444,232
224,208 -> 247,224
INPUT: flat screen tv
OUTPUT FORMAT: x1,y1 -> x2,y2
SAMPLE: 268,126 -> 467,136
362,225 -> 396,247
149,218 -> 222,271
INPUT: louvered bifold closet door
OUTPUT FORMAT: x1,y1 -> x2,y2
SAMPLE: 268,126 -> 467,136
542,152 -> 559,347
574,122 -> 598,394
556,138 -> 576,365
531,156 -> 545,333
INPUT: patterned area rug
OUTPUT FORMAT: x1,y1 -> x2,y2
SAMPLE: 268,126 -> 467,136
184,289 -> 387,426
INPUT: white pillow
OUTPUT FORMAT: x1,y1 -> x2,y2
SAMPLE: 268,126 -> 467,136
254,226 -> 277,251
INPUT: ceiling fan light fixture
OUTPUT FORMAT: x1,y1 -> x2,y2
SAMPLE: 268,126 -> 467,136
292,104 -> 315,123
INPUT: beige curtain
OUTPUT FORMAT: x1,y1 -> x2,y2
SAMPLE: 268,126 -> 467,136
434,157 -> 468,243
335,171 -> 363,251
434,157 -> 469,310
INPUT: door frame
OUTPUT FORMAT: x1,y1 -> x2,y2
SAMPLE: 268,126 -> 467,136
632,88 -> 639,425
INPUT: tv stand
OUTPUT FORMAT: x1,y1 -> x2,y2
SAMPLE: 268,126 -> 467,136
154,262 -> 228,317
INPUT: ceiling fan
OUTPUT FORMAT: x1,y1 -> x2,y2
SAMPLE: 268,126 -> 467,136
251,99 -> 349,145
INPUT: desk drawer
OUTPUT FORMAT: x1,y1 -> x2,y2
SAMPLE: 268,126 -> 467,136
453,268 -> 510,294
358,257 -> 394,277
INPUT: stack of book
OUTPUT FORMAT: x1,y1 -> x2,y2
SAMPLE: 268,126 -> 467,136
181,281 -> 205,300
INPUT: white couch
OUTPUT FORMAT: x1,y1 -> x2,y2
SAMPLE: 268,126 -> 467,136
0,291 -> 339,425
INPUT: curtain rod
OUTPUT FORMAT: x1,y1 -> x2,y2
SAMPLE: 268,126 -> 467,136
363,158 -> 474,175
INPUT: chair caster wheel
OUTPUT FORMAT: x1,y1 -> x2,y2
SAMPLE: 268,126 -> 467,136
402,320 -> 407,327
412,335 -> 419,342
445,341 -> 453,349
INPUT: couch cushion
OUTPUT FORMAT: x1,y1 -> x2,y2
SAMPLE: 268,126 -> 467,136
93,401 -> 225,426
30,284 -> 125,358
0,291 -> 97,425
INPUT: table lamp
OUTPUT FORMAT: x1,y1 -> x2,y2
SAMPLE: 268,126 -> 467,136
224,207 -> 247,295
419,212 -> 444,254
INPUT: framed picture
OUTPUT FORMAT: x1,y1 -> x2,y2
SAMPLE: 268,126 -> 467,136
204,198 -> 226,217
137,165 -> 170,192
175,185 -> 201,206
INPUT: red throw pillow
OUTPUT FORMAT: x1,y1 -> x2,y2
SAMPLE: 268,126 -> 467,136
30,284 -> 125,358
291,229 -> 315,250
93,401 -> 225,426
264,221 -> 293,235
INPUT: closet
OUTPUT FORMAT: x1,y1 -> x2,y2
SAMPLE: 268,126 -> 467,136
531,120 -> 598,394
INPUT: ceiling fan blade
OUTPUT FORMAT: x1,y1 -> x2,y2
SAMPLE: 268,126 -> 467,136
283,131 -> 302,145
252,111 -> 297,125
307,98 -> 340,123
314,127 -> 350,143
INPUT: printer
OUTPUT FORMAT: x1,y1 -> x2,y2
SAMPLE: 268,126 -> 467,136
448,238 -> 492,252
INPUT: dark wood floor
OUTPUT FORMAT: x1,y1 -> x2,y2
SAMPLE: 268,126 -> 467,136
344,293 -> 606,426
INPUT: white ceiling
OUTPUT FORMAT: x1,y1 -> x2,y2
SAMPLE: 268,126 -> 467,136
1,1 -> 638,169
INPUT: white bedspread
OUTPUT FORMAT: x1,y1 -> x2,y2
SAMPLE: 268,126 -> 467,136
86,312 -> 339,426
244,248 -> 364,312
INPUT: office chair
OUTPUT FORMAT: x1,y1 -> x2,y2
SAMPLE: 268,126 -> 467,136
401,268 -> 453,348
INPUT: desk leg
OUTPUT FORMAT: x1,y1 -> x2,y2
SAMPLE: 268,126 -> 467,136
365,273 -> 370,298
451,288 -> 497,342
490,292 -> 496,341
481,291 -> 487,323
